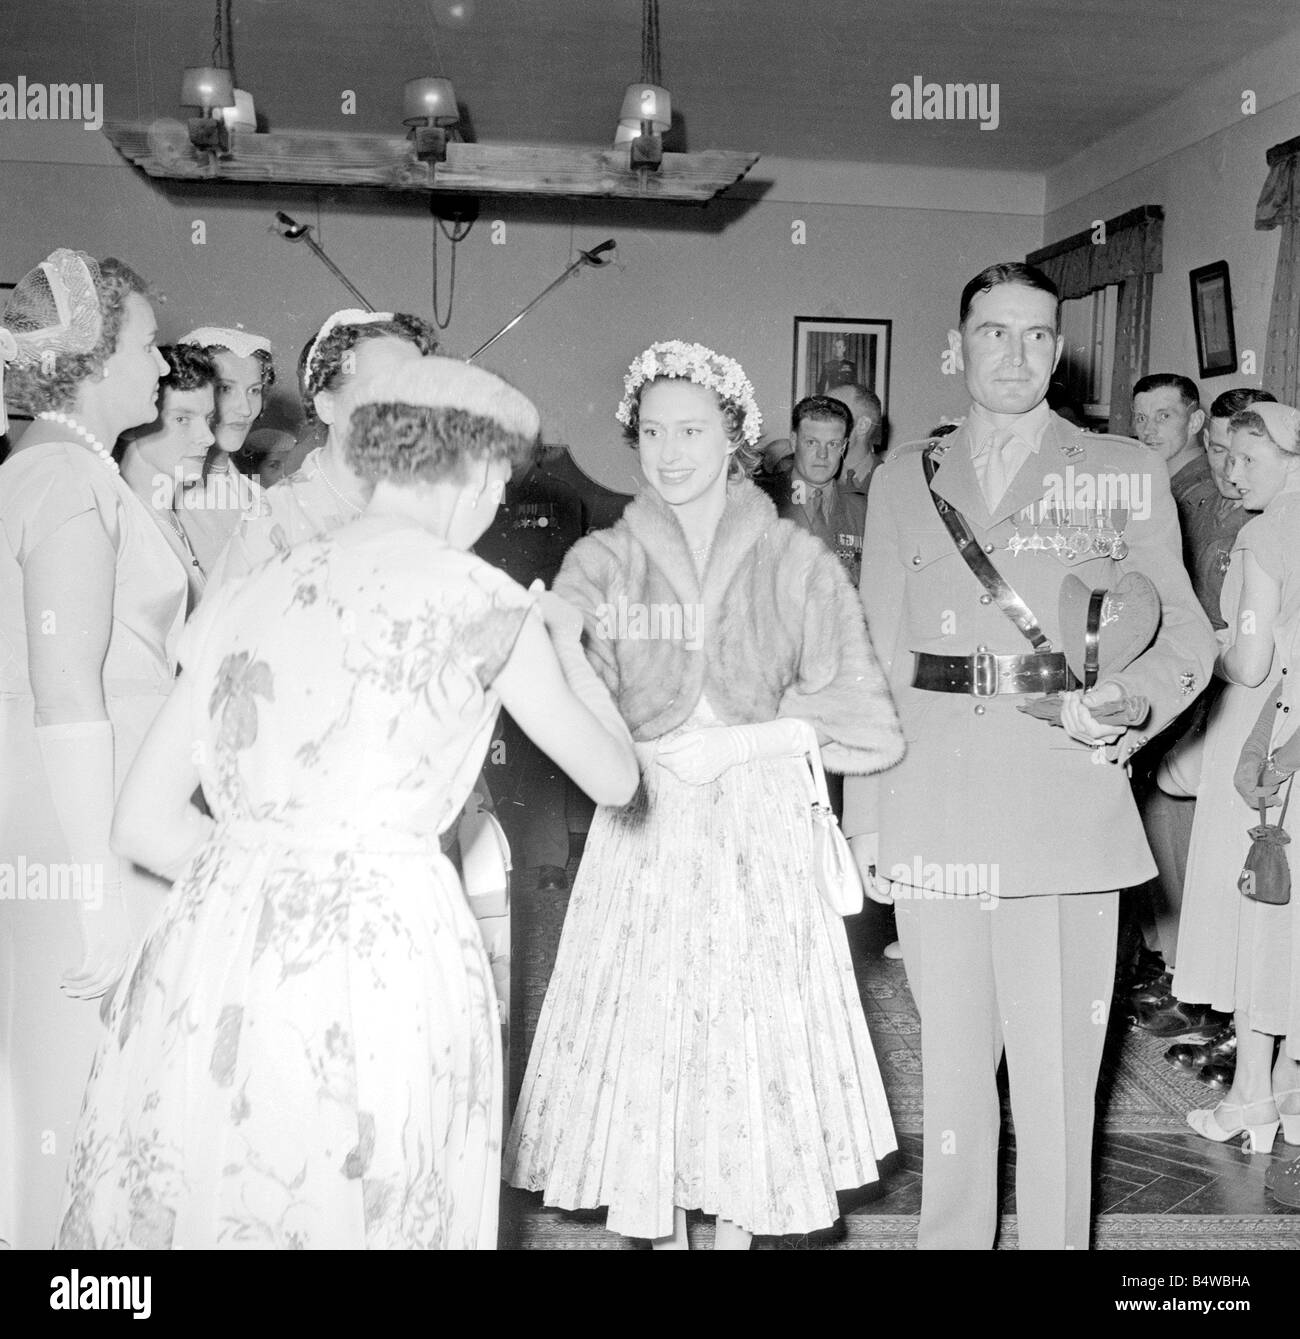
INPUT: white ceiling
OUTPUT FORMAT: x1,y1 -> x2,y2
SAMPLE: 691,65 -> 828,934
2,0 -> 1298,172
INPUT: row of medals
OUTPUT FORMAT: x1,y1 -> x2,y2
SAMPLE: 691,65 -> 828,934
1006,500 -> 1130,561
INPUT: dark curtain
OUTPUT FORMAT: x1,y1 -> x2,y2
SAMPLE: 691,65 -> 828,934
1028,205 -> 1164,436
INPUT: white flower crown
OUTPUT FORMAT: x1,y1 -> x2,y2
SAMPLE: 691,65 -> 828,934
616,340 -> 763,446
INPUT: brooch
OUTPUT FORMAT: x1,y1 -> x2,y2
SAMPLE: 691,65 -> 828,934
1179,669 -> 1198,696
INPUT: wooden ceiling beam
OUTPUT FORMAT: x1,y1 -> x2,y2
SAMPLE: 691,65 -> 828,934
101,122 -> 759,203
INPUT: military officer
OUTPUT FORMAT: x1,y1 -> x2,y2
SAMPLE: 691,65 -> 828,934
764,394 -> 869,585
843,261 -> 1216,1250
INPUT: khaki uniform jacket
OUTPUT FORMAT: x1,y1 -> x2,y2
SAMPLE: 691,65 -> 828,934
765,467 -> 868,587
843,411 -> 1216,898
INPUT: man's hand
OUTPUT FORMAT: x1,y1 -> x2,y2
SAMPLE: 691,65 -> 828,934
1060,683 -> 1128,747
849,832 -> 894,904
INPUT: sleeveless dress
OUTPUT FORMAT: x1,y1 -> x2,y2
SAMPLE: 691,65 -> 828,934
505,690 -> 896,1239
1174,488 -> 1300,1053
0,442 -> 187,1250
56,518 -> 534,1249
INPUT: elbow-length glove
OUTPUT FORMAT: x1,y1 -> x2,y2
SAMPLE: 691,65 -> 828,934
35,720 -> 133,1000
532,584 -> 633,748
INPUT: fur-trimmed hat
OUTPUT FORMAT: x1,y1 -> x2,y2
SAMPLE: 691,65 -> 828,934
347,356 -> 540,440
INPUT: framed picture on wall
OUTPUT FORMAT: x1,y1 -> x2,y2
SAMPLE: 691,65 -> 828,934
1188,261 -> 1238,379
792,316 -> 891,415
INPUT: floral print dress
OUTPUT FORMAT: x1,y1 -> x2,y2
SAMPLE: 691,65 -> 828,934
57,517 -> 534,1249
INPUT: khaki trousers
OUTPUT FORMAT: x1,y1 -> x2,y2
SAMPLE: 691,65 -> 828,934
895,889 -> 1119,1250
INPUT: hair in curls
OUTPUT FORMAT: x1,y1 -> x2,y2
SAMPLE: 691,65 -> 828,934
346,402 -> 538,487
1229,408 -> 1300,455
620,376 -> 761,479
298,315 -> 440,418
157,343 -> 218,398
4,258 -> 150,414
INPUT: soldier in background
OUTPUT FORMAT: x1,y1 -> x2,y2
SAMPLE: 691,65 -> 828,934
760,395 -> 868,586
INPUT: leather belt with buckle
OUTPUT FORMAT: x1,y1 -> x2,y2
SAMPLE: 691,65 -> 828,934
912,650 -> 1080,697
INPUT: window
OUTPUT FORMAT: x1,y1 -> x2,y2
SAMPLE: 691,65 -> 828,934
1057,285 -> 1117,428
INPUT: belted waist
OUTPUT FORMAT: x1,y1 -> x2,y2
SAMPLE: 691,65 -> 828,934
216,817 -> 446,856
912,650 -> 1080,698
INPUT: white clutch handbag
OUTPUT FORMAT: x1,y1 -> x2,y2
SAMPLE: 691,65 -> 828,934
805,736 -> 865,917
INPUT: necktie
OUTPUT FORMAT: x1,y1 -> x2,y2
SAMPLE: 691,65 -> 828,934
982,428 -> 1016,508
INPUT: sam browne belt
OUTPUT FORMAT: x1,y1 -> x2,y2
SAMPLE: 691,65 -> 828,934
914,442 -> 1078,698
912,649 -> 1079,697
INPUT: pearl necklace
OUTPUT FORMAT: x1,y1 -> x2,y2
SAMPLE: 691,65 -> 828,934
316,452 -> 364,515
36,411 -> 119,474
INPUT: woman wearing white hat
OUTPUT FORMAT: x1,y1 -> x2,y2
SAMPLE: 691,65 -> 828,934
56,355 -> 638,1249
0,248 -> 183,1248
205,309 -> 436,590
172,325 -> 274,573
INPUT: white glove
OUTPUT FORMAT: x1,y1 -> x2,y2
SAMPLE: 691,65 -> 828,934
35,720 -> 133,1000
656,718 -> 811,786
531,585 -> 632,749
530,582 -> 585,643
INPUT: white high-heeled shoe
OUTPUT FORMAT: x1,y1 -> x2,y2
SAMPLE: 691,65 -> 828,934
1274,1087 -> 1300,1145
1187,1097 -> 1280,1152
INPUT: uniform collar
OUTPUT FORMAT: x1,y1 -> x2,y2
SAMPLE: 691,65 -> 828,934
930,407 -> 1075,529
967,399 -> 1052,454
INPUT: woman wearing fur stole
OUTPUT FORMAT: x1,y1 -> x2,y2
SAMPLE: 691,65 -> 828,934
505,341 -> 904,1248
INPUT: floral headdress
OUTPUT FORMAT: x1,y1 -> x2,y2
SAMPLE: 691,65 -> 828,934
616,340 -> 762,446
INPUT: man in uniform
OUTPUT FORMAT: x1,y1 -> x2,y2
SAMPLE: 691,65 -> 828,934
843,262 -> 1216,1250
764,395 -> 868,585
827,382 -> 884,489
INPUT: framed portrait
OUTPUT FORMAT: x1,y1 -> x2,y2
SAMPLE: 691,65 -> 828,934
1188,261 -> 1238,380
792,316 -> 891,414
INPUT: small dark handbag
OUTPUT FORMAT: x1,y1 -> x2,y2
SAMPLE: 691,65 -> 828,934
1239,772 -> 1294,906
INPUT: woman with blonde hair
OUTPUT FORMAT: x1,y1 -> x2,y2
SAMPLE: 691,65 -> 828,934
1176,401 -> 1300,1163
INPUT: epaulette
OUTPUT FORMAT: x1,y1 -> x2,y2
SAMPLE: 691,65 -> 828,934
1084,430 -> 1144,448
920,434 -> 956,460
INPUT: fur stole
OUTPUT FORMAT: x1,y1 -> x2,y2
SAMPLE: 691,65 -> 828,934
553,476 -> 902,774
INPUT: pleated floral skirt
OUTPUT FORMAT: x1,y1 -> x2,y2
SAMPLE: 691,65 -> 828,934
56,823 -> 501,1249
504,750 -> 896,1239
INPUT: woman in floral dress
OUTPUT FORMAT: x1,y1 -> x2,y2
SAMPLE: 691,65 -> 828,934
56,356 -> 637,1249
505,341 -> 903,1248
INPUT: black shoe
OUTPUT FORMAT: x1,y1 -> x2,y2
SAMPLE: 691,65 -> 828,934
533,864 -> 569,894
1135,998 -> 1230,1038
1129,971 -> 1174,1009
1165,1021 -> 1236,1071
1265,1155 -> 1300,1205
1126,947 -> 1168,992
1198,1059 -> 1237,1089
